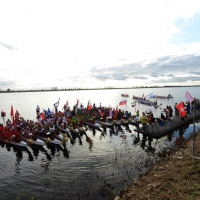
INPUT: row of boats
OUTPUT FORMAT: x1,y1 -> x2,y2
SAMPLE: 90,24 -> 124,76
0,117 -> 140,150
0,92 -> 174,151
121,93 -> 173,107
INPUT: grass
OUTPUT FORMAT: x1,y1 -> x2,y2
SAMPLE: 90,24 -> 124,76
113,133 -> 200,200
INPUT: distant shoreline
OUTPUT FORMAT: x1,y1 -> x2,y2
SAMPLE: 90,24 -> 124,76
0,85 -> 200,93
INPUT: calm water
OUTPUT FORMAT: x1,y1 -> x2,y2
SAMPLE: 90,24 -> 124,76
0,87 -> 199,200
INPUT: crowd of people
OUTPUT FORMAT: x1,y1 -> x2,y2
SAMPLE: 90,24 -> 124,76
0,99 -> 199,142
137,100 -> 198,134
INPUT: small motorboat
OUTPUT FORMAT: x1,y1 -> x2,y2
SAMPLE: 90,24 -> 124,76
167,94 -> 174,99
121,93 -> 129,97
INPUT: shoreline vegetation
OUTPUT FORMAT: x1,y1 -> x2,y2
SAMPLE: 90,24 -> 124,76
0,85 -> 200,93
113,132 -> 200,200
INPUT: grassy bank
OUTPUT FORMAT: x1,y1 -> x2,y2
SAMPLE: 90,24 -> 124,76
113,133 -> 200,200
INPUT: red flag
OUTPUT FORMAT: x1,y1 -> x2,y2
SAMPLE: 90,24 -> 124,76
10,105 -> 15,125
114,105 -> 119,117
10,105 -> 14,117
98,109 -> 104,117
176,102 -> 187,118
41,112 -> 45,120
87,100 -> 92,111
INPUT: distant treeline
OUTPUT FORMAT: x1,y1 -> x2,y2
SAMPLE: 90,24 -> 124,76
0,85 -> 200,93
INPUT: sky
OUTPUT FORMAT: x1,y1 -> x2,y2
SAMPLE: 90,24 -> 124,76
0,0 -> 200,90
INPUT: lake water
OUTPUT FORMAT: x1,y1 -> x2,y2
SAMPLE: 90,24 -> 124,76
0,87 -> 199,200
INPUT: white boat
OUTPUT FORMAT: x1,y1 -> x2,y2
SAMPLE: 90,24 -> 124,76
21,133 -> 44,146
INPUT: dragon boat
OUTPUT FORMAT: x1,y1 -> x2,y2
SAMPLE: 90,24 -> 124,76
148,94 -> 174,99
137,99 -> 158,107
37,133 -> 62,146
21,134 -> 45,146
83,121 -> 102,132
0,137 -> 27,148
132,95 -> 144,100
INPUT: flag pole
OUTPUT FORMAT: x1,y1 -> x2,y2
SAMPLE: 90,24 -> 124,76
126,98 -> 127,111
192,98 -> 196,156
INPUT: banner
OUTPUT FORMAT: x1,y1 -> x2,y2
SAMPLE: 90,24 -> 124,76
185,91 -> 194,102
147,92 -> 153,99
176,102 -> 187,118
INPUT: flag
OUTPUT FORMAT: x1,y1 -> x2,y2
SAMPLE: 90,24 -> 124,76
10,105 -> 14,117
185,91 -> 194,102
63,100 -> 68,114
131,101 -> 136,107
66,100 -> 68,108
147,92 -> 153,99
53,98 -> 60,107
109,108 -> 112,118
53,98 -> 60,117
41,112 -> 45,120
10,105 -> 15,125
87,100 -> 92,111
119,100 -> 126,106
76,99 -> 79,106
98,109 -> 104,117
176,102 -> 187,118
115,105 -> 119,116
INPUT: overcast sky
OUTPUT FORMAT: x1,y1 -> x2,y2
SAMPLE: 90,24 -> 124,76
0,0 -> 200,90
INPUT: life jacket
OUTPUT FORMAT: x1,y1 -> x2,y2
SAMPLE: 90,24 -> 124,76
140,116 -> 147,124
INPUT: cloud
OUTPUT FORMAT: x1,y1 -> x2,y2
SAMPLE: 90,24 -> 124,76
132,76 -> 148,80
0,80 -> 16,89
190,71 -> 200,75
0,42 -> 15,50
0,0 -> 200,90
89,53 -> 200,86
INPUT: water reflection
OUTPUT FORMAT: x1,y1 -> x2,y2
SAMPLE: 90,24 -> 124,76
41,159 -> 51,173
30,144 -> 52,161
6,143 -> 12,151
12,146 -> 34,161
0,123 -> 199,200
